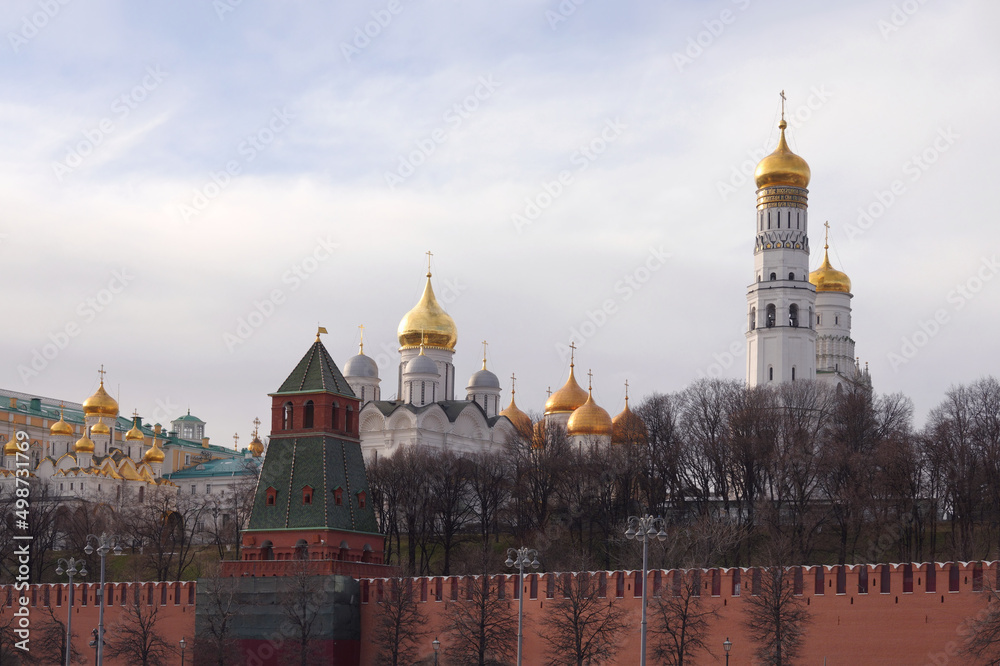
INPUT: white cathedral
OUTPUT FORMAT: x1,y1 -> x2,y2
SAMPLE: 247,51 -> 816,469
746,110 -> 868,389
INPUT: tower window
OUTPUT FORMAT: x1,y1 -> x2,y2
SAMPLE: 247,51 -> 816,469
302,486 -> 313,505
792,367 -> 796,381
358,491 -> 367,509
789,304 -> 799,328
266,487 -> 277,506
757,274 -> 762,282
789,272 -> 794,281
777,211 -> 781,228
283,402 -> 293,430
817,314 -> 821,326
768,367 -> 774,381
750,307 -> 756,331
835,315 -> 839,325
334,487 -> 344,506
766,304 -> 776,328
303,400 -> 314,429
770,273 -> 776,281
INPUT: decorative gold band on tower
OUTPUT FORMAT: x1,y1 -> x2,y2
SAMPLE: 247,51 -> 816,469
756,186 -> 808,211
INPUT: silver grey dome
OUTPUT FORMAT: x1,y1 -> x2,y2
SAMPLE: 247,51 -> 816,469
467,368 -> 500,390
406,354 -> 439,376
344,353 -> 379,378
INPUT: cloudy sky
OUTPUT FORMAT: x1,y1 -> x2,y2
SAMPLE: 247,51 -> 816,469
2,0 -> 997,443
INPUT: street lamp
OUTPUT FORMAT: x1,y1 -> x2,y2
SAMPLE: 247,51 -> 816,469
55,557 -> 87,666
624,515 -> 666,666
85,532 -> 122,665
431,637 -> 440,665
723,636 -> 732,666
179,637 -> 187,666
505,547 -> 540,666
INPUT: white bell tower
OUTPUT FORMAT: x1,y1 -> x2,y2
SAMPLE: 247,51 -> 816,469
746,93 -> 817,386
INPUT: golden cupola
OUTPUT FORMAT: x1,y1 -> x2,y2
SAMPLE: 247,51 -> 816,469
754,119 -> 811,190
544,361 -> 588,415
3,436 -> 19,456
50,407 -> 74,437
144,437 -> 165,464
566,375 -> 613,437
125,416 -> 145,442
612,384 -> 648,444
397,264 -> 458,350
74,433 -> 95,454
83,369 -> 119,418
91,419 -> 111,436
499,375 -> 532,436
809,240 -> 852,294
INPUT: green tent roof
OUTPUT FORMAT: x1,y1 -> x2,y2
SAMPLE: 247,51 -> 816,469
272,339 -> 355,398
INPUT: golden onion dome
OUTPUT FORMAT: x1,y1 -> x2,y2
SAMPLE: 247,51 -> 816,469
809,246 -> 851,294
83,377 -> 119,418
567,389 -> 613,437
754,120 -> 811,189
612,396 -> 648,445
544,364 -> 589,415
143,439 -> 165,464
3,437 -> 20,456
249,434 -> 264,457
125,418 -> 145,441
91,421 -> 110,436
500,392 -> 532,437
74,434 -> 95,454
50,412 -> 74,437
397,271 -> 458,350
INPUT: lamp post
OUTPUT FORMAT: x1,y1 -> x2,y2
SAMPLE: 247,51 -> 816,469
431,637 -> 440,665
84,532 -> 122,665
179,637 -> 187,666
55,557 -> 87,666
723,636 -> 732,665
624,515 -> 666,666
505,547 -> 540,666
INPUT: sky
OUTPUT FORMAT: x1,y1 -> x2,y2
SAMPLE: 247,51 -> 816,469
2,0 -> 997,444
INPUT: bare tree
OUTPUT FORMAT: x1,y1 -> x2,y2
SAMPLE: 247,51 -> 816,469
430,450 -> 473,575
650,569 -> 718,665
194,563 -> 244,666
539,571 -> 628,666
468,451 -> 510,548
116,487 -> 207,581
276,561 -> 327,666
16,605 -> 83,665
105,587 -> 175,666
372,574 -> 429,666
742,565 -> 811,666
960,573 -> 1000,663
446,571 -> 516,665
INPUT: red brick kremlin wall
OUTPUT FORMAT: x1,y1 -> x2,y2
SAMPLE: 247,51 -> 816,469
1,581 -> 195,665
359,562 -> 994,666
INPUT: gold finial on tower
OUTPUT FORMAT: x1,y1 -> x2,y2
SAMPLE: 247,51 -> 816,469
779,89 -> 787,127
546,386 -> 552,398
358,324 -> 365,354
824,221 -> 831,250
253,416 -> 261,433
587,369 -> 593,392
569,342 -> 577,367
233,432 -> 239,450
624,379 -> 630,407
481,340 -> 488,370
510,373 -> 517,395
316,326 -> 328,342
97,364 -> 106,384
426,250 -> 433,277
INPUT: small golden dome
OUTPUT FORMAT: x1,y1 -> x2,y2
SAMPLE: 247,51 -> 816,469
754,120 -> 811,189
500,392 -> 532,437
91,421 -> 110,436
545,364 -> 588,415
3,437 -> 20,456
397,271 -> 458,350
50,411 -> 74,437
249,434 -> 264,457
83,375 -> 119,419
74,434 -> 95,454
809,247 -> 851,294
612,395 -> 648,445
567,389 -> 613,437
125,418 -> 145,441
143,439 -> 165,464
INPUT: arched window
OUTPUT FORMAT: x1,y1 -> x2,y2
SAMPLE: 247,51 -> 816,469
789,304 -> 799,328
810,307 -> 814,328
346,407 -> 354,433
835,315 -> 839,325
766,304 -> 776,328
331,402 -> 340,430
302,486 -> 313,505
303,400 -> 314,429
788,272 -> 794,281
295,539 -> 309,560
768,367 -> 774,381
757,274 -> 762,282
769,272 -> 776,281
792,366 -> 796,381
750,307 -> 756,331
266,487 -> 278,506
261,541 -> 274,561
283,402 -> 293,430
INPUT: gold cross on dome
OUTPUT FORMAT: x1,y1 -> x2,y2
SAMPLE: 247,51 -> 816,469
358,324 -> 365,353
481,340 -> 488,367
510,373 -> 517,394
426,250 -> 433,275
233,432 -> 239,450
97,365 -> 106,382
587,369 -> 593,390
780,90 -> 786,122
569,342 -> 576,366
